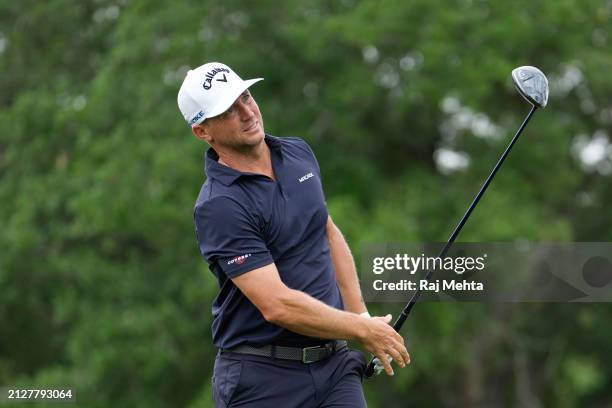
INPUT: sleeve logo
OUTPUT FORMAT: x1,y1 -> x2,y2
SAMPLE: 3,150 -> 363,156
227,253 -> 252,265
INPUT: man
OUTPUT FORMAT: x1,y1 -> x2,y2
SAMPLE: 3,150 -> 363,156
177,62 -> 409,407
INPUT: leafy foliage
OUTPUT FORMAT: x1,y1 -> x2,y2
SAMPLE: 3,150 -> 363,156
1,0 -> 611,406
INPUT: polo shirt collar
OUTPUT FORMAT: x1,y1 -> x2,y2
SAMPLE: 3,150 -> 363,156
204,134 -> 283,186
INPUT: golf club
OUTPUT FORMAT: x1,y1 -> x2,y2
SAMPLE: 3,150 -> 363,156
364,66 -> 549,379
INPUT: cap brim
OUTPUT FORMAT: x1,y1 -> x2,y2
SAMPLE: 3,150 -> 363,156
205,78 -> 264,121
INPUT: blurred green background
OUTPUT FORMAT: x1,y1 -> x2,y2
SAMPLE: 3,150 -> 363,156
1,0 -> 611,407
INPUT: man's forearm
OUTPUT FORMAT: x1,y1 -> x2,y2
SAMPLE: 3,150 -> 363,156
232,262 -> 410,376
327,218 -> 367,314
266,287 -> 368,341
265,287 -> 410,377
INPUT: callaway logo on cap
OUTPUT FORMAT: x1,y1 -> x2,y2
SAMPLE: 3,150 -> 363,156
177,62 -> 263,126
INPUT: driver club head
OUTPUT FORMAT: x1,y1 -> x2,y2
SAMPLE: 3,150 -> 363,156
512,66 -> 549,108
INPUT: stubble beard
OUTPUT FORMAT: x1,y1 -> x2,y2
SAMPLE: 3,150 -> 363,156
222,124 -> 265,155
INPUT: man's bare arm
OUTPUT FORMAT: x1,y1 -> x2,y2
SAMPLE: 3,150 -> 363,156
326,216 -> 367,314
232,263 -> 409,375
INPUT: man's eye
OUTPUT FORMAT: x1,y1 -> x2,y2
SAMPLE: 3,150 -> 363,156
221,107 -> 234,118
242,93 -> 251,102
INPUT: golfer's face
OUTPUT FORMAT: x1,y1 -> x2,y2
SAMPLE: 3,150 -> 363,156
206,90 -> 265,148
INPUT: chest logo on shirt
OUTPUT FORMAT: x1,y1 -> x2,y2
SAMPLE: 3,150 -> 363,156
298,172 -> 314,183
227,253 -> 252,265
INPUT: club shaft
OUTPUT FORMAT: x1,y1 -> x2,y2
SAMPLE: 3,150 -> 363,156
364,105 -> 538,378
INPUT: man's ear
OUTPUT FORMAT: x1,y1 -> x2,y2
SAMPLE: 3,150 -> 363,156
191,122 -> 212,143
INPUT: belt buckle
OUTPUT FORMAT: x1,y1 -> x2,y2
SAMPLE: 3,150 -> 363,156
302,345 -> 322,363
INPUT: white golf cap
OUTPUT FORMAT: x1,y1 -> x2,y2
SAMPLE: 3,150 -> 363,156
177,62 -> 263,126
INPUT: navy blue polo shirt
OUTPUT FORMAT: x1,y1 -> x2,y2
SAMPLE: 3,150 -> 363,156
194,135 -> 344,349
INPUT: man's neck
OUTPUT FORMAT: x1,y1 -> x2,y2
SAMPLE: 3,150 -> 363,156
216,141 -> 275,180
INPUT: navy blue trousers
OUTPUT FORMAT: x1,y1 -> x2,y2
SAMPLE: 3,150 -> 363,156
212,347 -> 368,407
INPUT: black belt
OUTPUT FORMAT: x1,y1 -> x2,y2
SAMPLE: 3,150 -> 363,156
222,340 -> 347,363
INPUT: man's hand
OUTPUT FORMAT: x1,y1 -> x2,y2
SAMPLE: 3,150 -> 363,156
357,314 -> 410,376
